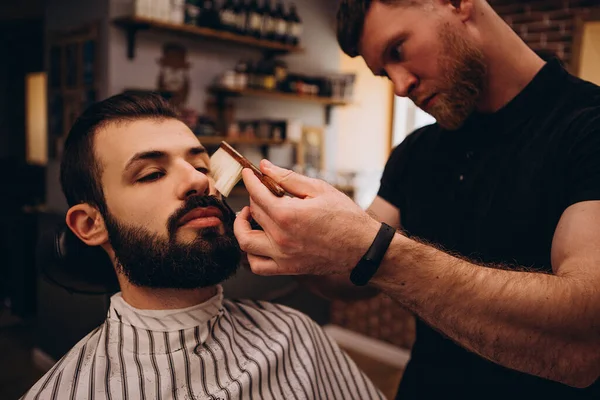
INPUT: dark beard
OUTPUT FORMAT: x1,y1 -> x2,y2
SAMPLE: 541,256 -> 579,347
426,22 -> 487,131
104,195 -> 241,289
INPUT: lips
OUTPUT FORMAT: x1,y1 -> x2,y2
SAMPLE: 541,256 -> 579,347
419,94 -> 437,111
178,206 -> 224,227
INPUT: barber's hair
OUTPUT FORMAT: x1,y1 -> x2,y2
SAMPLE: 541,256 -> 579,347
60,92 -> 178,214
337,0 -> 423,57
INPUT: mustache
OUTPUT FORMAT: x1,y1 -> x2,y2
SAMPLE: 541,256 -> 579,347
167,195 -> 235,237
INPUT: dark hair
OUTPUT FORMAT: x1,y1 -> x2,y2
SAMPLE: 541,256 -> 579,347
59,92 -> 178,214
337,0 -> 419,57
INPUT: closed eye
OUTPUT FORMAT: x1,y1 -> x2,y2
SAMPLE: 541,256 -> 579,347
196,167 -> 210,174
137,171 -> 165,183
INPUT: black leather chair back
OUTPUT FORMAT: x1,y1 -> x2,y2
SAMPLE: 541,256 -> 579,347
38,223 -> 119,294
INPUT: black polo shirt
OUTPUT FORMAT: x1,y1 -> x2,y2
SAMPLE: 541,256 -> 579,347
379,60 -> 600,399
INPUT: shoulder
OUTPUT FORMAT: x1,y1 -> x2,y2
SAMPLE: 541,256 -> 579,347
388,123 -> 440,162
381,123 -> 439,188
222,299 -> 326,338
549,78 -> 600,156
555,75 -> 600,133
20,324 -> 105,400
564,73 -> 600,105
221,299 -> 330,353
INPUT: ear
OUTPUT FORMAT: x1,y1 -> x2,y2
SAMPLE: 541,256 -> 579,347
65,204 -> 109,247
446,0 -> 474,23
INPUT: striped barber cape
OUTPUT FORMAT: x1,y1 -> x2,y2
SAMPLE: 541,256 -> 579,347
21,286 -> 384,400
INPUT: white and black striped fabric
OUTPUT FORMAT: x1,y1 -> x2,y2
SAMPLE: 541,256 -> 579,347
21,286 -> 384,400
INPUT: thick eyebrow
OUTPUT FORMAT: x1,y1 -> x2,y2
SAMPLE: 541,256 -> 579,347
124,150 -> 167,173
188,146 -> 207,157
124,146 -> 207,173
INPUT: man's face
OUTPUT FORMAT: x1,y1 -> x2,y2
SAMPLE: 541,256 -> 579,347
94,118 -> 240,288
359,1 -> 486,130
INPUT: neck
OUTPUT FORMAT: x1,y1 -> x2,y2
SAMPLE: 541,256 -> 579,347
474,2 -> 546,113
117,276 -> 218,310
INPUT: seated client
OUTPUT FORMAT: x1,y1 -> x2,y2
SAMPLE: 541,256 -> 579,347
22,93 -> 383,400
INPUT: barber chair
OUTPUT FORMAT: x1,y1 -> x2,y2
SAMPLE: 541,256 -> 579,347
38,223 -> 119,295
34,222 -> 115,361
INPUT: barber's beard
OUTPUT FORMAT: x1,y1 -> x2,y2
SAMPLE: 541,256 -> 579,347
104,196 -> 241,289
425,23 -> 487,131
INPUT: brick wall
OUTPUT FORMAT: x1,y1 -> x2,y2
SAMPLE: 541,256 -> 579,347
330,295 -> 416,349
330,0 -> 600,350
489,0 -> 600,67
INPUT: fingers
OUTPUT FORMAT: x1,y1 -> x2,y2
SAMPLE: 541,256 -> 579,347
233,207 -> 276,258
241,169 -> 280,210
233,206 -> 253,232
259,160 -> 321,199
237,207 -> 292,276
246,253 -> 282,276
247,253 -> 302,276
248,197 -> 278,233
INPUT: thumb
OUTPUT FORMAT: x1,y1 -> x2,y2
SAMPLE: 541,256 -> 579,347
260,160 -> 321,199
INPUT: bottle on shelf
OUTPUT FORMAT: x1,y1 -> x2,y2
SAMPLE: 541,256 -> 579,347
273,1 -> 287,43
253,59 -> 268,90
234,0 -> 248,34
141,0 -> 169,21
134,0 -> 152,19
157,0 -> 172,22
198,0 -> 219,29
147,0 -> 159,20
246,60 -> 257,89
260,0 -> 276,41
184,0 -> 202,26
274,59 -> 288,90
286,3 -> 302,46
262,58 -> 277,90
246,0 -> 263,39
234,60 -> 249,89
171,0 -> 185,24
219,0 -> 237,33
253,60 -> 266,90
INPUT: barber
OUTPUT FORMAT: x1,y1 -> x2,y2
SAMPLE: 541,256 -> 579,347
234,0 -> 600,399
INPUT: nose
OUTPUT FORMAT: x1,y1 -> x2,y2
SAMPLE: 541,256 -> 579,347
389,67 -> 418,98
176,163 -> 211,200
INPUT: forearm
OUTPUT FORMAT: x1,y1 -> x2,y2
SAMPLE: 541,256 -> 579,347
370,234 -> 600,387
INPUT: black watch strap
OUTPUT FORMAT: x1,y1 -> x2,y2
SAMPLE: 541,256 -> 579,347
350,222 -> 396,286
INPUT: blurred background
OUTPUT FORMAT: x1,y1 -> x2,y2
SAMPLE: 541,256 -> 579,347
0,0 -> 599,398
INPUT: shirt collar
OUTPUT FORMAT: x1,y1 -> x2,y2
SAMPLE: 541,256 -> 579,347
108,285 -> 224,332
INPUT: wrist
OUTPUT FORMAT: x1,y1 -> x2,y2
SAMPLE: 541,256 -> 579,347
369,231 -> 410,287
346,217 -> 381,273
350,222 -> 397,286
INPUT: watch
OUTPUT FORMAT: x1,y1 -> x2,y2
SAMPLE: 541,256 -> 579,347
349,222 -> 396,286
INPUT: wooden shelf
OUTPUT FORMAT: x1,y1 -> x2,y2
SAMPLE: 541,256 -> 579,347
210,86 -> 349,124
197,136 -> 289,146
210,86 -> 349,106
113,16 -> 303,59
